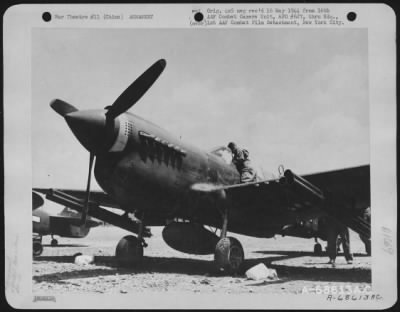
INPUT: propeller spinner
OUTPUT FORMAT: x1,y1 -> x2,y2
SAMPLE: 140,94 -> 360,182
50,59 -> 166,153
50,59 -> 167,225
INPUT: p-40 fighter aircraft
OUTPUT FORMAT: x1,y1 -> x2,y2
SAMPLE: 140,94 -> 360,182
34,59 -> 370,273
32,191 -> 101,256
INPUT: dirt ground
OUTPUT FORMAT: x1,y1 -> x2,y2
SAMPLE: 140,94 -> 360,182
33,226 -> 371,295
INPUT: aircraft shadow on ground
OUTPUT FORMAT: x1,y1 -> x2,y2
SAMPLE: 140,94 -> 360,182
34,255 -> 214,275
248,250 -> 371,283
41,244 -> 89,248
33,268 -> 121,285
33,256 -> 215,285
33,251 -> 371,284
254,250 -> 370,258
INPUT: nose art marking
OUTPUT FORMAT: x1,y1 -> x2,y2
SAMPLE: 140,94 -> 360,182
109,115 -> 129,152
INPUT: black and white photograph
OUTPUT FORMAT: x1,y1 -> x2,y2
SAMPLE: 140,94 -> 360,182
4,4 -> 396,309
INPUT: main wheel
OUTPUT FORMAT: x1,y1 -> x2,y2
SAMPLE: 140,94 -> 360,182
214,237 -> 244,274
33,241 -> 43,257
115,235 -> 144,267
314,243 -> 322,255
51,238 -> 58,246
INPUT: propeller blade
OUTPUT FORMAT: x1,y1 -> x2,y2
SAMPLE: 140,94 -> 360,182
106,59 -> 166,119
50,99 -> 78,117
32,192 -> 44,210
81,152 -> 95,225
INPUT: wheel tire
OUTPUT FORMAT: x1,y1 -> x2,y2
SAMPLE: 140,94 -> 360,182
33,241 -> 43,257
214,237 -> 244,274
115,235 -> 144,267
314,243 -> 323,255
51,239 -> 58,246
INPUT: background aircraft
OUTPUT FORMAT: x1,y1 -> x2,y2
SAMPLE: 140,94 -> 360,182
32,192 -> 101,256
34,59 -> 370,273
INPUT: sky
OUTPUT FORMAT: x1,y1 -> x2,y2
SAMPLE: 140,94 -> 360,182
32,28 -> 369,190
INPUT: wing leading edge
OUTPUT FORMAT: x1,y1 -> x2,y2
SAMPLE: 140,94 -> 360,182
192,165 -> 370,237
34,188 -> 120,209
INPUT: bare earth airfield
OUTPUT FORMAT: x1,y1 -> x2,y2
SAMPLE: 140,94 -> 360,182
33,226 -> 370,294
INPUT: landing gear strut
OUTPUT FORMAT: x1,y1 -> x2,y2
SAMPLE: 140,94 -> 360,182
214,203 -> 244,274
313,237 -> 322,255
115,212 -> 147,267
51,235 -> 58,246
33,234 -> 43,257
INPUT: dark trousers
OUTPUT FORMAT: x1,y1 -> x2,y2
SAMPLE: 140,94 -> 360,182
359,234 -> 371,255
326,223 -> 353,261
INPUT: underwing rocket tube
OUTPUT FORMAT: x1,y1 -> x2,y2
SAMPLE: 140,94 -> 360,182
284,169 -> 325,200
45,189 -> 151,237
282,170 -> 370,238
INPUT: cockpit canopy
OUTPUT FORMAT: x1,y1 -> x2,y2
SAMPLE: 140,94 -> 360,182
209,146 -> 276,181
209,146 -> 233,164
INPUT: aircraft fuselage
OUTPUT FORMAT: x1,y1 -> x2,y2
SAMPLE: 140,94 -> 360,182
33,207 -> 91,238
90,112 -> 294,237
94,113 -> 235,211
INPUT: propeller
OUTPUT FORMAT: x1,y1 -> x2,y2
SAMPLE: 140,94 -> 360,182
81,152 -> 95,225
50,99 -> 78,117
105,59 -> 166,120
50,59 -> 167,225
102,59 -> 166,152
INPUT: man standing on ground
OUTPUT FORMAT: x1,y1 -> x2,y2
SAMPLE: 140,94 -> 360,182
320,215 -> 354,267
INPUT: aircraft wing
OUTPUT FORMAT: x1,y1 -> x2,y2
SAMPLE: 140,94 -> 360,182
192,165 -> 370,237
34,188 -> 120,209
301,165 -> 370,207
299,165 -> 370,214
33,188 -> 160,236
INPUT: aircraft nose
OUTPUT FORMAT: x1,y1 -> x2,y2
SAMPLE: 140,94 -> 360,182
65,110 -> 108,154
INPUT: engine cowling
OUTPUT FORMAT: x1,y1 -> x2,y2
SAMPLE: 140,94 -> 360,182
162,222 -> 220,255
